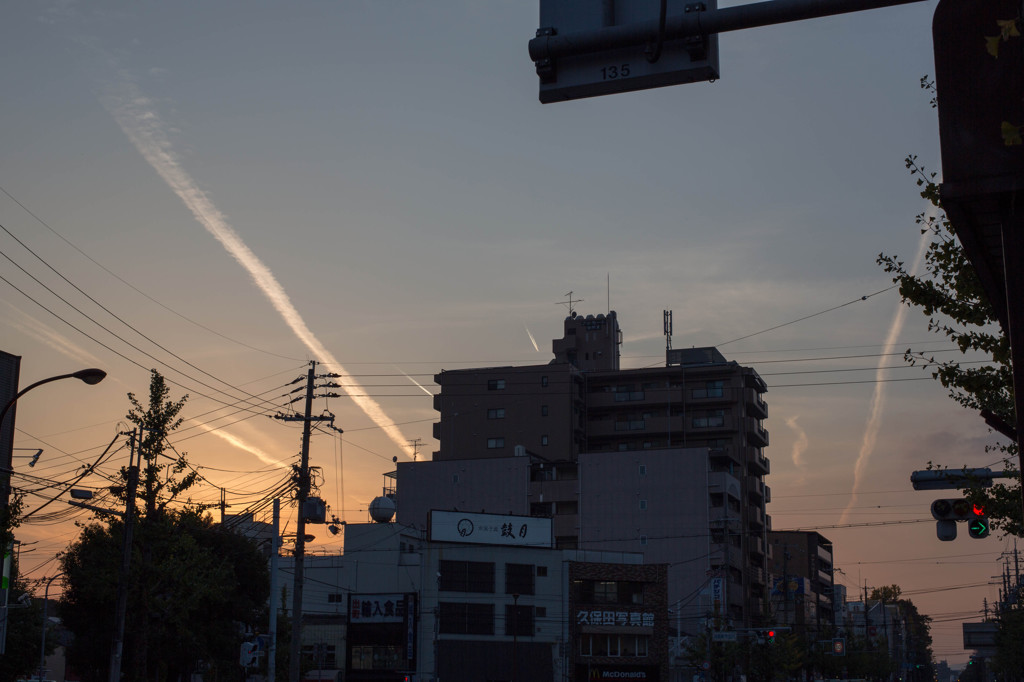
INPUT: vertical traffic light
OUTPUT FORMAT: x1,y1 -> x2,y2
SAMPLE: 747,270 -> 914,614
767,629 -> 775,644
239,641 -> 257,667
967,502 -> 990,538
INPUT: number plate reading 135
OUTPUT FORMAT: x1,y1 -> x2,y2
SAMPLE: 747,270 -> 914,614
600,64 -> 631,80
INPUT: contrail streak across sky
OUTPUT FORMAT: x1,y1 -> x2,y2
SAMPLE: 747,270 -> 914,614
104,77 -> 412,458
840,218 -> 933,523
395,365 -> 433,396
525,325 -> 540,352
198,423 -> 288,468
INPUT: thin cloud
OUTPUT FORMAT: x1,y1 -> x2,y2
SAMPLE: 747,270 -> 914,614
525,325 -> 540,352
103,76 -> 412,458
839,223 -> 932,523
3,300 -> 103,367
785,415 -> 808,483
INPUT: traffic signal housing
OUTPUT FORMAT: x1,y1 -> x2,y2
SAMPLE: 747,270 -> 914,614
239,641 -> 257,667
930,498 -> 990,540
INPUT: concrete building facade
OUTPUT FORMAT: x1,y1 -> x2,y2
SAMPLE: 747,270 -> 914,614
767,530 -> 836,637
406,311 -> 772,630
276,518 -> 668,682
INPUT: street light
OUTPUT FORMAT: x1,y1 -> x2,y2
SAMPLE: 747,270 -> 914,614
0,368 -> 105,658
0,368 -> 107,427
38,572 -> 65,682
1,368 -> 107,507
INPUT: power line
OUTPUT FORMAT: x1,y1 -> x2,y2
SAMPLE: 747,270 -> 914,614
716,285 -> 898,347
0,269 -> 288,417
0,183 -> 304,361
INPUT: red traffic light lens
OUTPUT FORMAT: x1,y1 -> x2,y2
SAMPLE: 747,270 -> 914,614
973,503 -> 985,516
952,499 -> 971,517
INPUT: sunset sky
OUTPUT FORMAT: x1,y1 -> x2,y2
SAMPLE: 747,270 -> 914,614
1,0 -> 1012,666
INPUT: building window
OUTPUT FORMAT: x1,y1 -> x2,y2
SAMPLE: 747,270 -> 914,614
541,435 -> 549,446
580,634 -> 650,658
541,405 -> 549,416
326,593 -> 345,603
487,408 -> 505,419
453,473 -> 460,484
692,409 -> 726,428
439,602 -> 494,635
530,501 -> 553,516
350,645 -> 398,670
536,566 -> 548,577
639,500 -> 648,511
556,500 -> 578,514
536,606 -> 547,618
573,579 -> 646,605
506,563 -> 535,595
541,376 -> 549,387
640,535 -> 648,545
488,379 -> 506,390
505,604 -> 534,636
638,464 -> 647,476
594,581 -> 618,603
692,380 -> 725,399
487,438 -> 505,449
439,560 -> 495,593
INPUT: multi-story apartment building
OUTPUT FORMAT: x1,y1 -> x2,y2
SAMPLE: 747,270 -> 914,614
400,310 -> 773,630
767,530 -> 836,636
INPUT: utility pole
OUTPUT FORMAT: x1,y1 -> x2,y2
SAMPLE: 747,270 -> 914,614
274,362 -> 338,682
109,430 -> 140,682
863,581 -> 872,653
269,498 -> 280,682
288,363 -> 314,682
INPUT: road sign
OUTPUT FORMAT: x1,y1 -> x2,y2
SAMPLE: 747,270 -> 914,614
712,631 -> 738,642
832,638 -> 846,656
531,0 -> 720,103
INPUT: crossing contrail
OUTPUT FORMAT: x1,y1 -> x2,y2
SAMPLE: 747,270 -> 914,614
525,325 -> 540,352
198,423 -> 289,468
104,77 -> 412,458
394,365 -> 433,396
3,301 -> 103,367
839,222 -> 932,523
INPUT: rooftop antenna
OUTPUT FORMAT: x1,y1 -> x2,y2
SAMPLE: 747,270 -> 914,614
556,291 -> 584,317
664,310 -> 673,351
607,274 -> 611,314
408,438 -> 422,462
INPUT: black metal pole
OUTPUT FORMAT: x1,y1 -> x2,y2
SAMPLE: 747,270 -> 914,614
1000,207 -> 1024,528
529,0 -> 927,62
